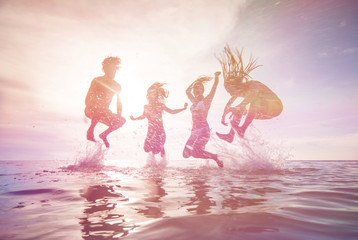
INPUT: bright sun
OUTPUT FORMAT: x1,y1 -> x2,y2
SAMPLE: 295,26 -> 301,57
109,72 -> 147,117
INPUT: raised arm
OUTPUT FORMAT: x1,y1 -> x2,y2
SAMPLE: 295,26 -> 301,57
185,81 -> 196,103
163,103 -> 188,114
204,72 -> 220,106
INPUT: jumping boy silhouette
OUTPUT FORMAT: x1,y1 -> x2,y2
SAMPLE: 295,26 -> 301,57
84,57 -> 126,148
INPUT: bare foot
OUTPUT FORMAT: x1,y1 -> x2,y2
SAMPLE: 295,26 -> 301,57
99,133 -> 110,148
235,127 -> 245,138
87,130 -> 96,142
238,132 -> 244,138
216,132 -> 234,143
216,159 -> 224,168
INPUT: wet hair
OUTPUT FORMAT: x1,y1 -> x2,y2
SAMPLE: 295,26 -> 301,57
102,57 -> 121,72
192,76 -> 212,96
217,45 -> 261,94
195,76 -> 212,84
146,82 -> 168,105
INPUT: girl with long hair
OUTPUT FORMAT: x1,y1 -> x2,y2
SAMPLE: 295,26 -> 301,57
183,72 -> 223,168
131,82 -> 187,158
216,46 -> 283,142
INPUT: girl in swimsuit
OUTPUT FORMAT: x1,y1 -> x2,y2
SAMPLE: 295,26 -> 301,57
216,46 -> 283,142
131,82 -> 187,158
183,72 -> 223,168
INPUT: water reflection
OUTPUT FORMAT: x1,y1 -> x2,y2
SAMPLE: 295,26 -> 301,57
222,195 -> 266,210
78,170 -> 273,238
137,176 -> 167,218
79,184 -> 136,239
185,175 -> 216,214
220,180 -> 268,211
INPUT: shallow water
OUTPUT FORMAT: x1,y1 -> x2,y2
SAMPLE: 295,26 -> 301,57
1,159 -> 358,240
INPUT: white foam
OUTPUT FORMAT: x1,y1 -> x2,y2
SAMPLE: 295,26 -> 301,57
67,142 -> 108,171
213,126 -> 290,172
145,153 -> 168,169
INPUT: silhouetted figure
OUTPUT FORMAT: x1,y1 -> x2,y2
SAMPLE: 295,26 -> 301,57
85,57 -> 126,148
216,46 -> 283,142
183,72 -> 223,168
130,83 -> 187,158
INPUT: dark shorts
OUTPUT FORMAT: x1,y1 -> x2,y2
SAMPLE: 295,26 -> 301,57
85,107 -> 125,128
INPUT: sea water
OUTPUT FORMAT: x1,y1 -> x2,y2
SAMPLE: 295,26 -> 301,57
1,143 -> 357,239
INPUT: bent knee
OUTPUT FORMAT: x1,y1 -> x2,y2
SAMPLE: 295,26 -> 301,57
191,148 -> 205,158
183,146 -> 192,158
85,108 -> 94,119
112,116 -> 126,129
191,151 -> 201,158
117,115 -> 126,125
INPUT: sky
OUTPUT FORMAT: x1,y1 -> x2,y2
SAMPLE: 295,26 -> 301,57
1,0 -> 358,161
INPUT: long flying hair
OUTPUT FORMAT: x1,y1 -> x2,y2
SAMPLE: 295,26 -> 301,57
216,45 -> 262,94
146,82 -> 168,105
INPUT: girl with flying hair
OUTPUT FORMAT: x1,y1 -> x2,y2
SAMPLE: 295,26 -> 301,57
216,46 -> 283,142
183,72 -> 223,168
131,82 -> 187,158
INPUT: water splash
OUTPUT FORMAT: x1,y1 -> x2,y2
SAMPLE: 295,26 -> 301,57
66,142 -> 108,172
145,153 -> 168,169
213,126 -> 290,172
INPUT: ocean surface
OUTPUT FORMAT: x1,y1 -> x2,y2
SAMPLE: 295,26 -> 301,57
1,151 -> 358,239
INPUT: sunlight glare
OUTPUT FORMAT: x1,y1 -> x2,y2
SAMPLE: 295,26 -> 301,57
109,68 -> 147,117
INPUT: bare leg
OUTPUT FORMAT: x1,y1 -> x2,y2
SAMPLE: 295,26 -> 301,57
217,108 -> 244,142
216,128 -> 235,143
234,109 -> 256,138
231,124 -> 244,138
158,149 -> 167,167
160,148 -> 166,157
99,116 -> 126,148
87,119 -> 99,142
183,134 -> 197,158
192,149 -> 223,168
183,145 -> 192,158
99,127 -> 114,148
